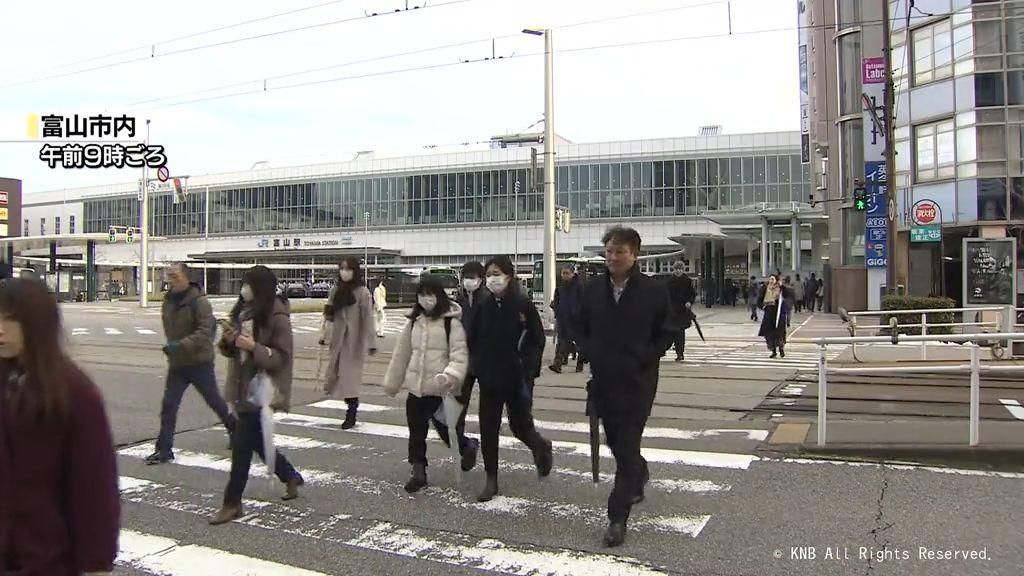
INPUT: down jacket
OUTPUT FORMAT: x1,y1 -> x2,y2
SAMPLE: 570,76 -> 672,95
383,303 -> 469,398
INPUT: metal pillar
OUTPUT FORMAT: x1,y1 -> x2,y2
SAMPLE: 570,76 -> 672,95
791,218 -> 801,272
48,242 -> 58,295
4,245 -> 12,278
86,240 -> 96,302
140,119 -> 151,308
716,243 -> 726,305
760,218 -> 770,277
541,29 -> 557,313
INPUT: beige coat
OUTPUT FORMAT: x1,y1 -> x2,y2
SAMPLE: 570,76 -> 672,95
383,303 -> 468,398
324,285 -> 376,399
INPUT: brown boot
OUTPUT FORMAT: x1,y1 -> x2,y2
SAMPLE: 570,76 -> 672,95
209,503 -> 243,525
283,475 -> 305,501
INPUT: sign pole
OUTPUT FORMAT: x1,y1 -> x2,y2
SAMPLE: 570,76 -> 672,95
882,0 -> 897,292
140,119 -> 150,308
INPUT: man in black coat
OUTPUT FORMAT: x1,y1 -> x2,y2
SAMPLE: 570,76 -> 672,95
666,260 -> 694,362
549,265 -> 585,373
573,227 -> 679,548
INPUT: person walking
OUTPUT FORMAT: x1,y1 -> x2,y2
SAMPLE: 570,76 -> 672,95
0,278 -> 120,575
373,280 -> 388,338
747,276 -> 760,321
549,265 -> 585,373
210,266 -> 305,525
428,261 -> 487,471
383,276 -> 470,492
666,260 -> 695,362
793,274 -> 805,314
758,274 -> 791,358
574,227 -> 678,548
322,257 -> 377,429
468,255 -> 553,503
146,262 -> 236,465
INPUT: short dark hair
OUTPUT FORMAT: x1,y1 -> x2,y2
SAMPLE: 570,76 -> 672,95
484,255 -> 516,278
462,261 -> 485,278
601,226 -> 642,254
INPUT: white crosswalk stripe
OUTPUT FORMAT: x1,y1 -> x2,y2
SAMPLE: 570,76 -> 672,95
661,341 -> 846,370
115,395 -> 760,574
68,327 -> 164,336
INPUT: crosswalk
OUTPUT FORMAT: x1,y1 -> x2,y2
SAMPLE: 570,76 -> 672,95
660,341 -> 847,370
114,397 -> 761,574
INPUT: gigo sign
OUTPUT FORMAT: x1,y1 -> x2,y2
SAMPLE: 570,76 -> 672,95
912,199 -> 940,226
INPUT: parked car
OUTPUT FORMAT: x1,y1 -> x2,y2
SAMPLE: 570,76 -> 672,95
309,282 -> 331,298
285,283 -> 309,298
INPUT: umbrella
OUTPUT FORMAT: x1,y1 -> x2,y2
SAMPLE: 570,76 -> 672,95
252,373 -> 277,487
690,308 -> 706,342
585,380 -> 600,484
439,388 -> 464,488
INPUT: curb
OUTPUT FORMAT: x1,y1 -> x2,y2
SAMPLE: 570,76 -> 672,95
757,443 -> 1024,471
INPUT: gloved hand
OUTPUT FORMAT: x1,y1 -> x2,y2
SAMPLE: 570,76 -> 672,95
318,339 -> 326,346
162,341 -> 181,355
369,347 -> 377,356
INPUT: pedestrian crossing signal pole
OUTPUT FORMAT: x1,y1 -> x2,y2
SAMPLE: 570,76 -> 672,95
882,0 -> 897,292
140,119 -> 151,308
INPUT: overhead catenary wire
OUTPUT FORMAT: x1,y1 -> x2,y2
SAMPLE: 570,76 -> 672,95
0,0 -> 472,90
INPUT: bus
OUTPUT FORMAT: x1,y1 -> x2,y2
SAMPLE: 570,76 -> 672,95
531,257 -> 607,304
421,266 -> 460,301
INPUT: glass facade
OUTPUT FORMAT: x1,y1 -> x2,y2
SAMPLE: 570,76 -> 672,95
83,154 -> 811,237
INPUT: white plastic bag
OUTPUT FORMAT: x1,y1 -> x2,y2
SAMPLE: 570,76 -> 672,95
248,372 -> 276,486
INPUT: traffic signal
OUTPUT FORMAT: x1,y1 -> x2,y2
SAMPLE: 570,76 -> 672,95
108,226 -> 117,243
853,182 -> 867,211
126,227 -> 134,244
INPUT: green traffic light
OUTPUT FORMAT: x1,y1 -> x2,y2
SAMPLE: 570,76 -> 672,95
855,199 -> 866,211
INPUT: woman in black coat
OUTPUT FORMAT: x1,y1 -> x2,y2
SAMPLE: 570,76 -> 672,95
758,274 -> 791,358
468,255 -> 553,502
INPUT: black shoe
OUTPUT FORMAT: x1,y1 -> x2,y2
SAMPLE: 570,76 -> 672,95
675,356 -> 685,363
602,522 -> 626,547
548,364 -> 562,374
534,438 -> 553,478
631,468 -> 650,504
145,450 -> 173,465
770,351 -> 777,358
404,463 -> 427,493
477,475 -> 499,502
575,361 -> 585,373
461,438 -> 479,472
779,348 -> 786,358
341,401 -> 358,430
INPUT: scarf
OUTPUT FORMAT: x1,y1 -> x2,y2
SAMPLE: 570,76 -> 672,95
764,283 -> 781,305
237,305 -> 258,387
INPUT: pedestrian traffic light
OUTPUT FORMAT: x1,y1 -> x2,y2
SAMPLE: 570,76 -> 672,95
108,226 -> 117,243
126,227 -> 134,244
853,182 -> 867,211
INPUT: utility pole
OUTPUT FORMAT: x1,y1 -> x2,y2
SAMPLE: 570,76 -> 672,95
882,0 -> 897,292
140,119 -> 151,308
542,29 -> 556,313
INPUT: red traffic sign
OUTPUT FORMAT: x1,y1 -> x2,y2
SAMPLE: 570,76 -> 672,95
157,166 -> 170,183
912,199 -> 940,226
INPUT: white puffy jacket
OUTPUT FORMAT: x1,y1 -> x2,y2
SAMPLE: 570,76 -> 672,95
383,302 -> 468,398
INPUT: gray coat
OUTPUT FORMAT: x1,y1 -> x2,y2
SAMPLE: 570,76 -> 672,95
324,284 -> 376,399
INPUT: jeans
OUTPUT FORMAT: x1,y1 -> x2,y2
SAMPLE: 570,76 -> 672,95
156,362 -> 234,454
224,412 -> 300,505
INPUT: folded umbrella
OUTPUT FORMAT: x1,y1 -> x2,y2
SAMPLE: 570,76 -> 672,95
690,309 -> 706,342
438,377 -> 464,489
585,380 -> 600,484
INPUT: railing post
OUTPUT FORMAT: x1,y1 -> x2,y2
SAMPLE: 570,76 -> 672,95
921,313 -> 928,360
817,343 -> 827,446
970,343 -> 980,447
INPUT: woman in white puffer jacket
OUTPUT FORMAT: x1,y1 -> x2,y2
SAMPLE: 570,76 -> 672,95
383,275 -> 469,493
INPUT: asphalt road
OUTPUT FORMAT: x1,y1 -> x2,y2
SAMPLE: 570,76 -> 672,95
56,302 -> 1024,575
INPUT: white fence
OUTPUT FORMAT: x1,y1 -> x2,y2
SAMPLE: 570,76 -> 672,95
839,306 -> 1015,360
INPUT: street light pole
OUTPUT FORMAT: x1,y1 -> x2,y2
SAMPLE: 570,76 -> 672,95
882,0 -> 897,293
524,27 -> 557,311
140,119 -> 151,308
363,211 -> 370,286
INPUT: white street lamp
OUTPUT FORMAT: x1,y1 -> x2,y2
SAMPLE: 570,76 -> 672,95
363,211 -> 370,286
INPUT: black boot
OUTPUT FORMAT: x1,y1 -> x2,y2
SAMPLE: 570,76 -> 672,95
342,399 -> 358,430
779,347 -> 785,358
461,437 -> 479,472
404,463 -> 427,493
602,521 -> 626,547
477,475 -> 499,502
533,437 -> 553,478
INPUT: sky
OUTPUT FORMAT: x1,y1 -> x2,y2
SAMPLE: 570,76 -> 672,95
0,0 -> 800,194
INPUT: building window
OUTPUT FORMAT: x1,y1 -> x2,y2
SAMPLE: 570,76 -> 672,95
915,119 -> 956,181
40,218 -> 46,236
912,19 -> 953,85
55,216 -> 61,235
69,215 -> 76,234
23,219 -> 28,236
838,33 -> 863,115
837,0 -> 861,29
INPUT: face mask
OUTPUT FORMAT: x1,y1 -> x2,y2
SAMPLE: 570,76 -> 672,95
673,269 -> 684,277
486,274 -> 508,293
240,285 -> 254,302
339,269 -> 354,282
417,295 -> 437,311
463,278 -> 481,292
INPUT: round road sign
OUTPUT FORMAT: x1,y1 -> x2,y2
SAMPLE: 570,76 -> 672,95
157,166 -> 170,182
911,199 -> 940,226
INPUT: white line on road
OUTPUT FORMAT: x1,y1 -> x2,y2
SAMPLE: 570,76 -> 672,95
118,529 -> 330,576
307,399 -> 393,412
460,414 -> 769,442
135,328 -> 157,335
274,412 -> 755,469
998,398 -> 1024,420
105,328 -> 123,335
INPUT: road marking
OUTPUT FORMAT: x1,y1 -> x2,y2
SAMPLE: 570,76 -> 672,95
71,328 -> 89,335
135,328 -> 157,335
771,457 -> 1024,478
105,328 -> 123,335
273,412 -> 755,469
460,414 -> 769,442
119,529 -> 330,576
308,399 -> 393,412
998,398 -> 1024,420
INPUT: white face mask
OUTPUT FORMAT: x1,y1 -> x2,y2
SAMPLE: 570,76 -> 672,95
417,294 -> 437,311
240,284 -> 254,302
339,269 -> 354,282
486,274 -> 509,293
463,278 -> 481,292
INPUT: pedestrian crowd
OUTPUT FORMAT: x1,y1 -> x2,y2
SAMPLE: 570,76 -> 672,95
0,225 -> 820,574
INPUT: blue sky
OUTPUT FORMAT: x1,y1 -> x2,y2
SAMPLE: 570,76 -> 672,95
0,0 -> 800,193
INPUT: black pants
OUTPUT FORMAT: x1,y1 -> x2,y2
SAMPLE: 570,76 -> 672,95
478,380 -> 546,476
224,412 -> 300,505
157,362 -> 234,454
409,392 -> 474,465
599,400 -> 651,524
673,329 -> 686,359
430,373 -> 476,449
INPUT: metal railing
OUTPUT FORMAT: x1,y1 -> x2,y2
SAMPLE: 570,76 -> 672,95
811,332 -> 1024,448
839,306 -> 1012,361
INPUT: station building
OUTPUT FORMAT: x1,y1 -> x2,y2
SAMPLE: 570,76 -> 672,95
18,130 -> 822,299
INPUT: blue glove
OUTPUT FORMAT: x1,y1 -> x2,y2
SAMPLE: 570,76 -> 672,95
163,341 -> 181,355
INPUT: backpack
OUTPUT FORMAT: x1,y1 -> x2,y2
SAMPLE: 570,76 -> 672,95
443,316 -> 453,342
189,297 -> 218,342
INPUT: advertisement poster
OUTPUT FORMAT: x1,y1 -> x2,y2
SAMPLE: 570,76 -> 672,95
963,238 -> 1017,306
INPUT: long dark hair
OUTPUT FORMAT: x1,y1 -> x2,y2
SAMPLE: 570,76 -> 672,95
0,278 -> 71,423
331,257 -> 363,309
231,265 -> 279,333
408,275 -> 452,320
